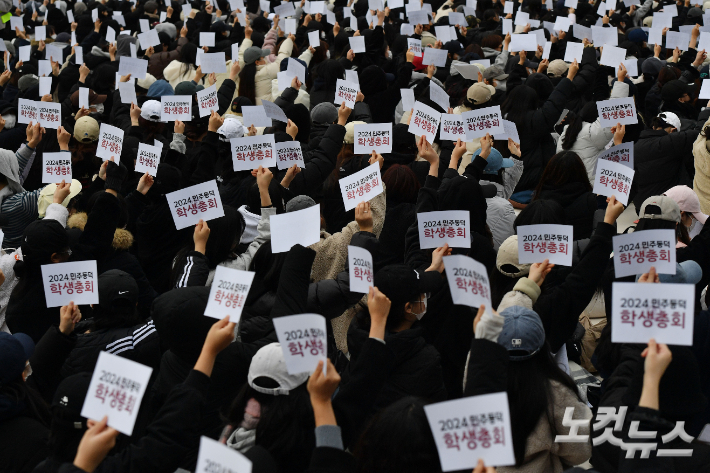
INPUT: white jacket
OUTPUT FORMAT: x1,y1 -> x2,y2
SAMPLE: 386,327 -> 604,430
163,60 -> 203,90
239,35 -> 293,105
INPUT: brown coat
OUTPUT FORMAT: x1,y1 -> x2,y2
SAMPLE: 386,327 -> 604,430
148,36 -> 189,81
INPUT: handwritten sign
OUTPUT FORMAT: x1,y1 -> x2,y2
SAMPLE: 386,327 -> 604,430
612,282 -> 694,346
422,47 -> 447,67
462,106 -> 504,139
81,352 -> 152,436
598,143 -> 633,169
440,114 -> 466,141
41,260 -> 99,307
196,84 -> 218,117
161,95 -> 192,121
275,141 -> 304,170
408,38 -> 423,56
42,152 -> 72,183
418,210 -> 471,249
596,97 -> 638,127
443,254 -> 491,308
261,99 -> 289,123
18,99 -> 38,124
270,204 -> 321,253
36,102 -> 61,130
408,101 -> 442,143
348,245 -> 373,293
134,142 -> 161,177
200,52 -> 227,74
424,392 -> 515,471
592,158 -> 634,206
339,162 -> 383,211
97,124 -> 124,160
612,230 -> 675,278
204,266 -> 255,323
353,123 -> 392,154
230,134 -> 276,171
517,224 -> 573,266
166,180 -> 225,230
273,314 -> 327,374
196,437 -> 252,473
118,57 -> 148,79
349,36 -> 366,53
334,79 -> 358,109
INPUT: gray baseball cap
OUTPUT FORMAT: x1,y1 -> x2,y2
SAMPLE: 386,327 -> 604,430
244,46 -> 271,65
497,306 -> 546,361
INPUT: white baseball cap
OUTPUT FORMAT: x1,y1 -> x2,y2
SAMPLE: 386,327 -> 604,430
247,343 -> 309,396
140,100 -> 162,122
217,117 -> 247,142
657,111 -> 681,131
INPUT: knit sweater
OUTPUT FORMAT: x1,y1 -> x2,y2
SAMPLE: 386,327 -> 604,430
693,115 -> 710,214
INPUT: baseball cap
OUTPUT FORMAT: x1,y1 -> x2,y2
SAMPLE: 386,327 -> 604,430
373,264 -> 442,306
638,195 -> 681,223
98,269 -> 139,311
136,73 -> 157,90
656,111 -> 681,131
547,59 -> 569,78
497,305 -> 546,360
244,46 -> 271,65
211,20 -> 232,33
344,120 -> 366,144
482,64 -> 508,80
286,195 -> 317,212
661,80 -> 695,102
474,147 -> 514,175
52,373 -> 92,429
70,89 -> 107,108
74,116 -> 100,143
0,332 -> 34,384
443,40 -> 466,56
628,28 -> 649,43
141,100 -> 162,122
217,116 -> 247,141
664,185 -> 708,224
38,179 -> 82,217
688,6 -> 703,17
248,343 -> 309,395
467,82 -> 496,105
496,235 -> 531,277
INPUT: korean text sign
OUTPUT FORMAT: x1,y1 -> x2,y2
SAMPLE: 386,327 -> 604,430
418,210 -> 471,249
612,282 -> 694,345
612,230 -> 676,278
517,224 -> 573,266
81,351 -> 153,436
196,84 -> 218,118
424,392 -> 515,471
161,95 -> 192,121
598,143 -> 633,169
97,123 -> 124,160
38,102 -> 61,129
273,314 -> 327,375
196,437 -> 252,473
592,159 -> 634,206
443,254 -> 491,308
348,245 -> 373,293
439,114 -> 466,141
18,99 -> 38,124
42,152 -> 72,183
339,162 -> 383,211
353,123 -> 392,154
596,97 -> 638,127
275,141 -> 305,170
230,134 -> 277,171
408,101 -> 442,143
334,79 -> 358,109
166,180 -> 225,230
462,106 -> 504,139
204,266 -> 255,323
41,260 -> 99,307
134,142 -> 161,177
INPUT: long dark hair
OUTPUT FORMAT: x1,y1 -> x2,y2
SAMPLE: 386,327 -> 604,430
238,62 -> 258,106
179,42 -> 198,78
561,102 -> 598,150
533,151 -> 592,199
248,241 -> 288,293
501,85 -> 540,126
382,164 -> 420,205
0,378 -> 52,426
506,344 -> 581,465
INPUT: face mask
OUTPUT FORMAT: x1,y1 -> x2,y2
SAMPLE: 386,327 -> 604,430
326,50 -> 331,59
414,294 -> 428,320
92,103 -> 105,114
2,113 -> 16,129
51,34 -> 57,40
494,79 -> 506,91
387,50 -> 393,59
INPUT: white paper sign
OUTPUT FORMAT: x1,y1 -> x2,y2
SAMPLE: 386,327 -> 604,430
38,76 -> 51,97
167,180 -> 225,230
591,25 -> 617,46
612,230 -> 676,278
349,36 -> 366,53
135,142 -> 161,177
424,392 -> 515,471
353,123 -> 392,154
81,352 -> 152,436
242,106 -> 271,127
493,119 -> 520,143
275,141 -> 304,170
273,314 -> 327,374
348,245 -> 373,293
308,30 -> 320,49
462,105 -> 504,139
19,45 -> 31,62
429,81 -> 449,112
137,29 -> 161,48
409,101 -> 441,143
622,58 -> 638,77
592,158 -> 634,206
434,25 -> 453,43
42,152 -> 72,183
118,81 -> 137,105
401,88 -> 415,112
652,12 -> 673,29
106,26 -> 116,44
542,41 -> 552,60
35,25 -> 46,41
118,57 -> 148,79
418,210 -> 470,249
38,60 -> 51,78
598,143 -> 633,169
10,17 -> 24,32
517,224 -> 573,266
503,18 -> 513,35
271,204 -> 321,253
439,114 -> 466,141
701,79 -> 710,99
200,32 -> 215,47
286,57 -> 306,84
41,260 -> 99,307
334,79 -> 358,109
666,31 -> 690,51
161,95 -> 192,121
339,162 -> 383,211
596,97 -> 638,127
196,437 -> 252,473
18,99 -> 38,124
261,99 -> 288,123
36,102 -> 61,130
422,47 -> 447,67
408,8 -> 428,25
231,134 -> 276,171
509,33 -> 538,52
612,282 -> 694,346
196,84 -> 218,117
275,1 -> 296,16
600,45 -> 626,69
443,254 -> 491,308
204,266 -> 255,323
75,46 -> 83,65
97,123 -> 124,160
553,16 -> 571,32
564,42 -> 584,63
201,52 -> 227,73
407,38 -> 423,56
573,24 -> 592,41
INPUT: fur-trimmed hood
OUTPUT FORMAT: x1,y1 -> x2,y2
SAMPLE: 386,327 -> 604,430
67,212 -> 134,250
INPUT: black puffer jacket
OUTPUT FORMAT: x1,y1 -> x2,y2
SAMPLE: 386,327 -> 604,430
536,185 -> 597,240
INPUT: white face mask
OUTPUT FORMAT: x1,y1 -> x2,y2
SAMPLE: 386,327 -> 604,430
387,50 -> 393,59
326,50 -> 331,59
413,294 -> 428,320
2,113 -> 16,129
493,79 -> 506,91
92,103 -> 105,114
51,34 -> 57,40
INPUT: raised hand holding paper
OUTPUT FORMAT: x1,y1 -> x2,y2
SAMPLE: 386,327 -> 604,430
462,105 -> 504,139
339,162 -> 383,211
41,260 -> 98,307
349,36 -> 366,53
273,314 -> 327,374
166,180 -> 225,230
353,123 -> 392,154
596,97 -> 638,127
443,254 -> 491,308
97,123 -> 124,160
161,95 -> 192,121
439,114 -> 466,141
408,101 -> 441,143
592,159 -> 634,205
598,143 -> 633,168
196,85 -> 219,117
42,152 -> 72,183
349,245 -> 373,293
275,141 -> 305,169
135,142 -> 161,177
334,79 -> 358,109
204,266 -> 255,323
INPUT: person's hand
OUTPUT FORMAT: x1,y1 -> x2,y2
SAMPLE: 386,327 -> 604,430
582,37 -> 592,47
354,29 -> 361,37
248,125 -> 257,136
255,165 -> 273,190
337,102 -> 352,125
641,338 -> 672,382
428,243 -> 452,273
174,120 -> 185,135
98,158 -> 112,181
603,195 -> 625,224
417,135 -> 439,166
347,49 -> 355,61
167,5 -> 174,17
356,90 -> 365,102
426,63 -> 435,78
229,60 -> 240,80
472,459 -> 498,473
208,110 -> 224,132
551,33 -> 558,44
558,30 -> 566,41
75,107 -> 90,121
529,258 -> 554,286
611,123 -> 625,145
307,359 -> 341,405
207,72 -> 217,86
79,63 -> 91,82
40,94 -> 52,102
535,44 -> 543,59
654,43 -> 662,58
205,1 -> 213,14
280,163 -> 301,188
369,150 -> 384,169
567,59 -> 579,79
617,62 -> 627,82
189,7 -> 197,18
137,173 -> 154,195
202,316 -> 236,357
355,201 -> 373,232
0,115 -> 5,133
537,58 -> 549,73
144,46 -> 155,58
57,126 -> 71,150
480,133 -> 492,159
59,301 -> 82,335
333,21 -> 341,37
28,122 -> 44,148
38,40 -> 46,52
73,416 -> 119,473
303,13 -> 311,26
0,70 -> 11,87
53,179 -> 72,204
638,266 -> 660,283
291,75 -> 302,90
406,47 -> 415,63
694,49 -> 707,67
194,65 -> 205,83
508,138 -> 521,157
288,33 -> 296,43
119,73 -> 132,83
368,286 -> 391,335
286,119 -> 298,139
108,42 -> 117,60
450,138 -> 467,167
193,219 -> 210,253
518,49 -> 526,66
602,13 -> 609,24
692,23 -> 701,38
672,46 -> 680,63
15,27 -> 27,40
130,102 -> 141,125
180,25 -> 188,37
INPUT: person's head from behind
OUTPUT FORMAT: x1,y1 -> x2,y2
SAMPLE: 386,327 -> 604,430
501,85 -> 539,125
636,195 -> 690,245
158,31 -> 171,52
238,46 -> 271,104
482,9 -> 500,23
15,220 -> 70,280
91,270 -> 141,331
354,396 -> 441,473
382,164 -> 421,205
661,79 -> 694,104
480,33 -> 502,51
533,150 -> 591,198
513,199 -> 565,231
560,101 -> 598,150
652,111 -> 680,134
249,241 -> 287,292
199,205 -> 246,265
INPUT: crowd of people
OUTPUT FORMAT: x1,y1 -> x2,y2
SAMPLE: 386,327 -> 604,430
0,0 -> 709,471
